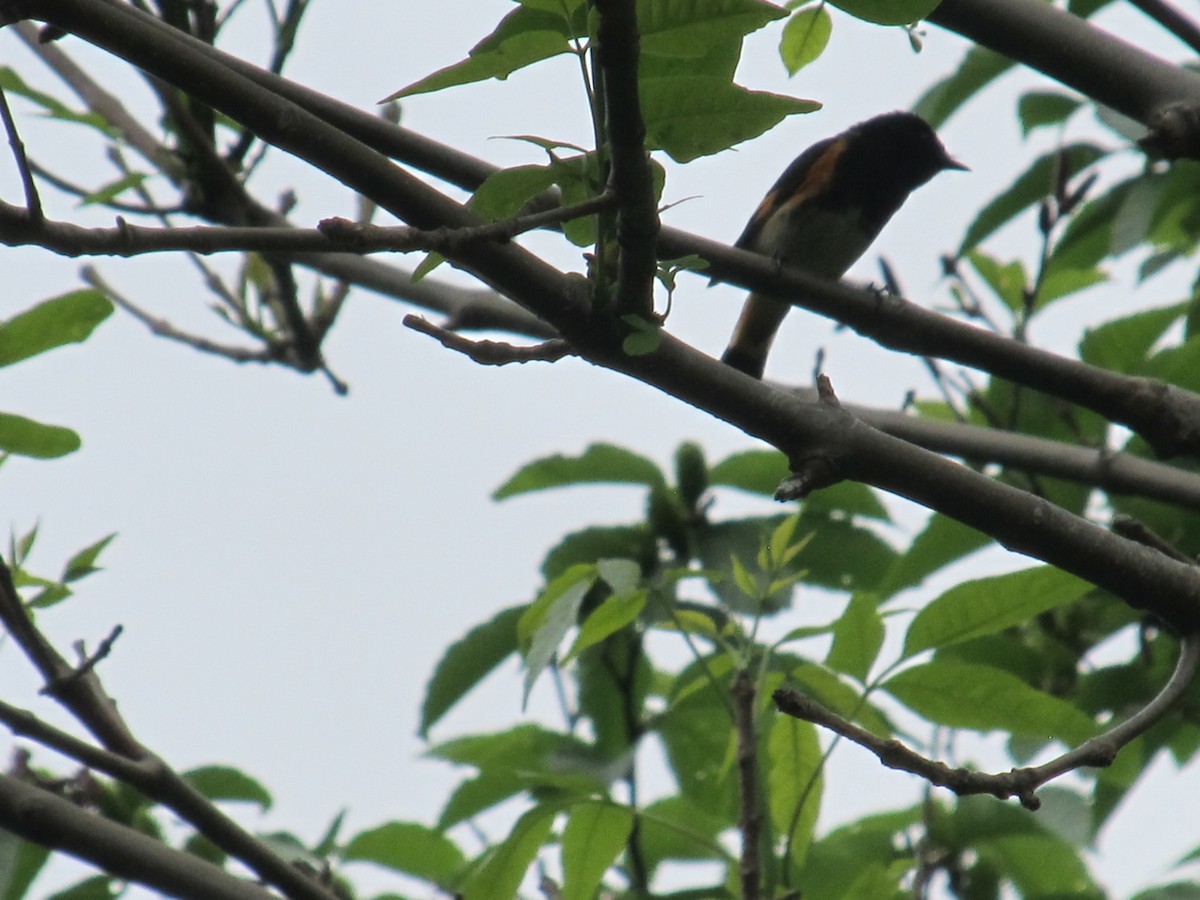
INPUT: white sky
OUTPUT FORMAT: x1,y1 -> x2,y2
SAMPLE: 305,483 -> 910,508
2,1 -> 1199,897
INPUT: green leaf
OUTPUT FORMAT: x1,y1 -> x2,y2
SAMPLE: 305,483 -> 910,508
787,662 -> 892,738
565,590 -> 647,662
494,443 -> 665,499
81,172 -> 147,207
826,593 -> 884,682
541,525 -> 656,581
1016,91 -> 1082,135
437,774 -> 524,829
458,805 -> 557,900
560,802 -> 633,900
182,766 -> 272,811
902,566 -> 1091,659
0,830 -> 50,900
767,714 -> 823,864
827,0 -> 941,24
0,413 -> 80,459
779,5 -> 832,75
0,290 -> 113,368
637,795 -> 728,873
958,144 -> 1106,254
342,822 -> 466,884
0,68 -> 116,137
639,0 -> 787,58
62,533 -> 116,583
878,513 -> 991,598
914,46 -> 1012,128
966,250 -> 1027,311
1079,303 -> 1184,374
469,164 -> 559,221
519,565 -> 596,703
421,606 -> 522,736
383,7 -> 580,100
46,876 -> 116,900
640,76 -> 819,162
883,660 -> 1097,743
709,449 -> 790,495
977,833 -> 1099,897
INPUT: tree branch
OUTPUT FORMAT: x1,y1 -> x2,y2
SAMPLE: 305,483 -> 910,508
732,669 -> 762,900
929,0 -> 1200,158
773,631 -> 1200,810
0,774 -> 278,900
0,555 -> 341,900
594,0 -> 659,320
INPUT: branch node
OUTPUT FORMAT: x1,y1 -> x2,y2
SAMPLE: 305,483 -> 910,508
403,314 -> 572,366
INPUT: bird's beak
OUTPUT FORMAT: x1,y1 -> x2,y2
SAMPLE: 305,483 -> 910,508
943,153 -> 969,172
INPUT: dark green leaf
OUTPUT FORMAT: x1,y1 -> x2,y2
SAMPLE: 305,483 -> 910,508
641,76 -> 819,162
977,833 -> 1099,897
561,802 -> 633,900
1016,92 -> 1081,135
437,773 -> 524,829
638,795 -> 728,873
883,660 -> 1097,743
494,443 -> 665,499
565,590 -> 647,661
421,606 -> 522,736
914,47 -> 1011,128
458,806 -> 556,898
0,68 -> 116,137
383,7 -> 580,100
182,766 -> 272,811
639,0 -> 787,57
1079,303 -> 1184,374
902,566 -> 1091,659
0,290 -> 113,368
45,877 -> 116,900
828,0 -> 941,24
342,822 -> 465,884
541,525 -> 656,581
519,565 -> 595,703
958,144 -> 1106,254
0,830 -> 49,900
878,513 -> 991,598
779,6 -> 832,75
826,593 -> 884,682
62,533 -> 116,583
81,172 -> 146,207
966,250 -> 1027,311
766,713 -> 822,863
0,413 -> 80,459
469,165 -> 559,221
709,449 -> 790,495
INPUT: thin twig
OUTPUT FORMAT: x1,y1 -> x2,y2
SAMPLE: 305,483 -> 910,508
81,266 -> 275,364
45,625 -> 124,696
732,669 -> 761,900
403,315 -> 573,366
0,81 -> 42,220
774,633 -> 1200,810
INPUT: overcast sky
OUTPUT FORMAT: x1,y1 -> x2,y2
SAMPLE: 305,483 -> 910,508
2,2 -> 1199,897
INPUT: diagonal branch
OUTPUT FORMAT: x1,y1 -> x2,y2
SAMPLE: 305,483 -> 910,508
773,631 -> 1200,810
18,0 -> 1200,636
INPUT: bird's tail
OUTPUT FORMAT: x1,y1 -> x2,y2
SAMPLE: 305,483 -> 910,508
720,292 -> 791,379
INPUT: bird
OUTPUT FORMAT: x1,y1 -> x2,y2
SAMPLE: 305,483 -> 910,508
719,111 -> 966,379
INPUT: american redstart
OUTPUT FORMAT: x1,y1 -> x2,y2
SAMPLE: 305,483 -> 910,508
720,111 -> 966,379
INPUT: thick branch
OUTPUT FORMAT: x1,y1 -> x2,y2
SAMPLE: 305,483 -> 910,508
659,230 -> 1200,461
0,774 -> 277,900
930,0 -> 1200,158
731,670 -> 762,900
18,0 -> 1200,634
